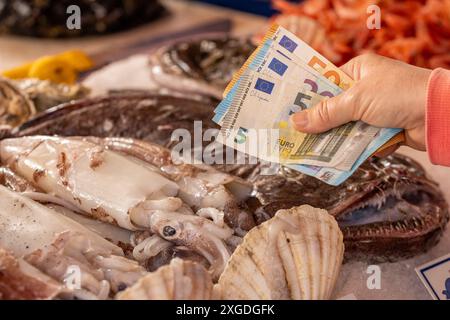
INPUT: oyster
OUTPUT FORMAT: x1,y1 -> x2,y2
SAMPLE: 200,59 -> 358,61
117,258 -> 214,300
14,79 -> 90,113
0,77 -> 91,129
149,38 -> 256,99
13,94 -> 449,260
218,205 -> 344,300
0,78 -> 36,127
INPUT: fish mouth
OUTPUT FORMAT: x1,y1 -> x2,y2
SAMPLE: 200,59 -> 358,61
333,175 -> 448,261
250,154 -> 449,261
336,188 -> 437,228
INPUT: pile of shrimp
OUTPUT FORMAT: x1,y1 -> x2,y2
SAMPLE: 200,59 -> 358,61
267,0 -> 450,69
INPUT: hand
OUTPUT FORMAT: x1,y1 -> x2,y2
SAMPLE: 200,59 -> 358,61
290,53 -> 432,151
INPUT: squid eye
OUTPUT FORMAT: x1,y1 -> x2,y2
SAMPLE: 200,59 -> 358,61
163,225 -> 177,237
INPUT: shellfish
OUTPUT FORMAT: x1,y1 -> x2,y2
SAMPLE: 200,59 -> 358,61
0,78 -> 36,127
0,77 -> 91,129
14,79 -> 90,113
217,205 -> 344,300
248,155 -> 449,261
116,258 -> 214,300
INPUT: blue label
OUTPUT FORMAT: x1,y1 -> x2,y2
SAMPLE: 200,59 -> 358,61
279,35 -> 298,53
444,278 -> 450,299
254,78 -> 274,94
268,58 -> 288,76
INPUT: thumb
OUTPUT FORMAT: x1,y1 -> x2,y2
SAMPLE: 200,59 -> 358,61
290,92 -> 357,133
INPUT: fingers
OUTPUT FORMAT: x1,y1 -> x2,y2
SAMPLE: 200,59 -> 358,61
339,53 -> 380,80
339,57 -> 361,80
290,54 -> 382,134
290,91 -> 357,133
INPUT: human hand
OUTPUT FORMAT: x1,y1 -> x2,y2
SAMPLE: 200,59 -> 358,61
290,54 -> 432,151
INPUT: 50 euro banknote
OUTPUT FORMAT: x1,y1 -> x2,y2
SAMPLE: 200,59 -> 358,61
225,23 -> 354,96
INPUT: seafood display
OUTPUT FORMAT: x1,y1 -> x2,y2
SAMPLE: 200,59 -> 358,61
218,205 -> 344,300
0,2 -> 449,299
149,38 -> 256,99
13,94 -> 449,262
270,0 -> 450,69
0,0 -> 166,38
14,95 -> 216,146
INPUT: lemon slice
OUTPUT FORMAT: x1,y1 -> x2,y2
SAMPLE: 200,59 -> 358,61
28,56 -> 77,84
1,62 -> 34,79
57,50 -> 94,72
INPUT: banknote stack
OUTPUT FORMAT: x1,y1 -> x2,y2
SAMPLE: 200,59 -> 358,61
213,24 -> 404,185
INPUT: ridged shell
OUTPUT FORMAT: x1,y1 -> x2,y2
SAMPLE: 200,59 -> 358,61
217,205 -> 344,300
116,258 -> 214,300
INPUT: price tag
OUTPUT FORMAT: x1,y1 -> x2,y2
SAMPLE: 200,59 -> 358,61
416,254 -> 450,300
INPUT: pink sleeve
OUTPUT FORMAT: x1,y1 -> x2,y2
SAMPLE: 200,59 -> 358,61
426,68 -> 450,166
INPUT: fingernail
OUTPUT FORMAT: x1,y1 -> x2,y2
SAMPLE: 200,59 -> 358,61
290,111 -> 308,130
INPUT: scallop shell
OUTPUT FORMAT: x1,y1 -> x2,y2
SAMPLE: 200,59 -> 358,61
116,258 -> 214,300
217,205 -> 344,300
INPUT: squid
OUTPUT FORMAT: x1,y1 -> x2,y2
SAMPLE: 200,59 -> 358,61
0,185 -> 146,299
0,136 -> 254,279
0,248 -> 63,300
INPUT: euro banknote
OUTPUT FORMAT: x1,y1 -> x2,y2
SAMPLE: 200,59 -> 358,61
213,24 -> 404,185
215,69 -> 378,171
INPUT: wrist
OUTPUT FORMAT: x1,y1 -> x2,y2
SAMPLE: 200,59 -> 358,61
426,68 -> 450,166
